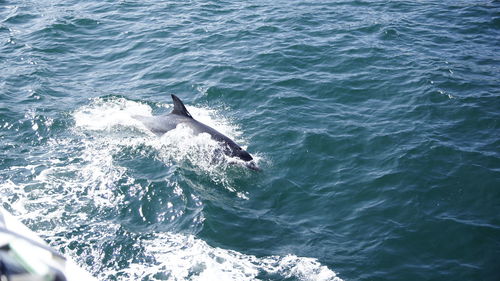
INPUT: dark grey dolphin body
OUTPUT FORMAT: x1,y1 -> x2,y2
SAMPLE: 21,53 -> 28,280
133,95 -> 259,170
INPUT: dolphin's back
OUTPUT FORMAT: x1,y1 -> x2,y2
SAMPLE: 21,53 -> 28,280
134,112 -> 239,147
133,114 -> 180,136
188,119 -> 238,147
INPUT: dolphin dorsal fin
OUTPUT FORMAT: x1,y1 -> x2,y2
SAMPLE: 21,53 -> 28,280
170,94 -> 193,118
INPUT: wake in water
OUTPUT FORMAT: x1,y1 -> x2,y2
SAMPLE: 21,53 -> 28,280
0,96 -> 342,280
121,232 -> 341,281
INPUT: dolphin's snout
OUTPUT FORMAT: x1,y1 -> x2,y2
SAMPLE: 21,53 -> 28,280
238,150 -> 253,161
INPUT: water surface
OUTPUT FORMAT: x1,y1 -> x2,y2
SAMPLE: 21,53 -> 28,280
1,1 -> 499,280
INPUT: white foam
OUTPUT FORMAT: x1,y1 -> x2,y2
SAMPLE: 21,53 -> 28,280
113,232 -> 343,281
73,97 -> 152,132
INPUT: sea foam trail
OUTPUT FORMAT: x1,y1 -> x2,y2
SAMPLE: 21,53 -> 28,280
118,232 -> 342,281
0,96 -> 342,281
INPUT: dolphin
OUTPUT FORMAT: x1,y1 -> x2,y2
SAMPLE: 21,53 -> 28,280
133,94 -> 259,170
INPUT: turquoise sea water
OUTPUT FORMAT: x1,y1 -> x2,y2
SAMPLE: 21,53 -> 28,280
1,0 -> 499,280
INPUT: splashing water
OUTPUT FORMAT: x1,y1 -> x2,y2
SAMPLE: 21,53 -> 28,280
0,96 -> 340,280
